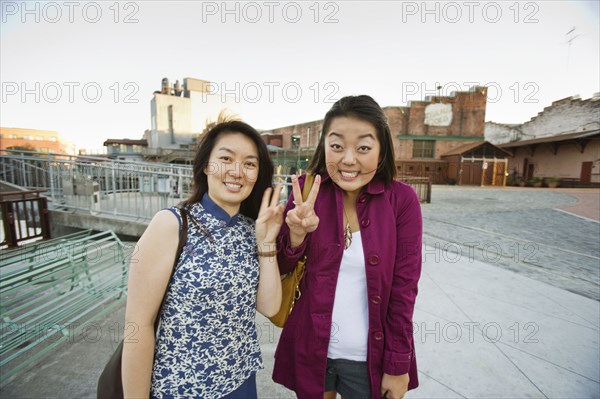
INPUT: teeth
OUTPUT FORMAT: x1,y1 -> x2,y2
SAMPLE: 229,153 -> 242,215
225,183 -> 241,189
341,171 -> 358,178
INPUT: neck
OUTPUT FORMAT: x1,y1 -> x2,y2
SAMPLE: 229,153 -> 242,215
343,189 -> 360,204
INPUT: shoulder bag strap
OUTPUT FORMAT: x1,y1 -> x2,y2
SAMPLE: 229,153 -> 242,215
153,206 -> 188,332
302,173 -> 315,202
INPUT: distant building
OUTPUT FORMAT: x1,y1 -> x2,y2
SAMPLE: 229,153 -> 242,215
0,127 -> 74,154
486,94 -> 600,187
97,77 -> 243,164
260,120 -> 323,173
486,94 -> 600,144
265,86 -> 489,184
143,77 -> 242,163
103,138 -> 147,161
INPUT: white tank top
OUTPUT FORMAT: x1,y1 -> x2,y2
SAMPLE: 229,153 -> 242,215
327,231 -> 369,361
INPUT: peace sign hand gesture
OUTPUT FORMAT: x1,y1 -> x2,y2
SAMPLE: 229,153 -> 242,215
285,174 -> 321,247
255,185 -> 285,248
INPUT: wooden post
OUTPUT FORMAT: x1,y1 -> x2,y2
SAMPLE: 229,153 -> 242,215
40,197 -> 51,241
480,160 -> 486,187
1,201 -> 18,248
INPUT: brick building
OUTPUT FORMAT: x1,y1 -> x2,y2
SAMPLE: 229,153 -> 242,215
263,86 -> 488,183
0,127 -> 74,154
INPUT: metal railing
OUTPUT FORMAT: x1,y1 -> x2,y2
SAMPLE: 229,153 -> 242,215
0,229 -> 127,382
1,150 -> 194,221
399,176 -> 432,203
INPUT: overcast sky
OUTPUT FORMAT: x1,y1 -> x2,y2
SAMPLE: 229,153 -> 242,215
1,1 -> 598,151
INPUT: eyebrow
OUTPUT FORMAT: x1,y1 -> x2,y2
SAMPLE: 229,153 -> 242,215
217,147 -> 259,160
328,132 -> 376,140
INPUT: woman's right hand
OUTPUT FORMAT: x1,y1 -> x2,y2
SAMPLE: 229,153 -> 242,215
285,174 -> 321,247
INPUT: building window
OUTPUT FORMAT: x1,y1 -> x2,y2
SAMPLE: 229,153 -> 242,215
413,140 -> 435,158
49,137 -> 57,142
291,134 -> 300,150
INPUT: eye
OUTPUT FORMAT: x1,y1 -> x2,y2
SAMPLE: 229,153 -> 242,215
358,146 -> 371,153
244,161 -> 258,169
329,144 -> 343,151
219,156 -> 232,162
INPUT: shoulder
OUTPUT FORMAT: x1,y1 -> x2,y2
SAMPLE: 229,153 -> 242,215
385,180 -> 421,211
147,208 -> 181,236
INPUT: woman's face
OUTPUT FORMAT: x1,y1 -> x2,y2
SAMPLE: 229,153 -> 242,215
204,133 -> 259,216
324,116 -> 381,196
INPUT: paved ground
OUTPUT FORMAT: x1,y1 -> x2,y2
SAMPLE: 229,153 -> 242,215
1,186 -> 598,398
557,189 -> 600,221
422,186 -> 600,301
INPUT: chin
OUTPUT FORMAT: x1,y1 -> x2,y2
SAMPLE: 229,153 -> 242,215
335,179 -> 362,192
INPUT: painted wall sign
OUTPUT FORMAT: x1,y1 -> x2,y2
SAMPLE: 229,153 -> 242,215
424,103 -> 453,126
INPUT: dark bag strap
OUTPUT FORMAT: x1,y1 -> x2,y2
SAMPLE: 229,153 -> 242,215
152,206 -> 188,332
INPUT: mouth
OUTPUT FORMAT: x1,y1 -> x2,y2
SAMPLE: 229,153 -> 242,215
339,170 -> 359,180
224,182 -> 242,192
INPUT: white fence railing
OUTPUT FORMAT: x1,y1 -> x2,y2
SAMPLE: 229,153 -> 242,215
0,150 -> 294,221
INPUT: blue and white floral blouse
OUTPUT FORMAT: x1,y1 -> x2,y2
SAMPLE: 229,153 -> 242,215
150,194 -> 263,398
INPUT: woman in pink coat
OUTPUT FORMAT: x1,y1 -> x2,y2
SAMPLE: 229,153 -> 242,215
273,95 -> 422,399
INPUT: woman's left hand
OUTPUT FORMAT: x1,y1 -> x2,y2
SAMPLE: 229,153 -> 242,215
381,373 -> 409,399
255,186 -> 285,248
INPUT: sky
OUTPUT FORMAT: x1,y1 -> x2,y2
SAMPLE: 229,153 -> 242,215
1,0 -> 599,152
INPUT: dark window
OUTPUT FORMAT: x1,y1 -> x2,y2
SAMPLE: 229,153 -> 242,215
413,140 -> 435,158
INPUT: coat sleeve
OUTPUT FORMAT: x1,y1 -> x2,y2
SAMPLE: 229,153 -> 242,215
383,184 -> 423,375
276,175 -> 310,275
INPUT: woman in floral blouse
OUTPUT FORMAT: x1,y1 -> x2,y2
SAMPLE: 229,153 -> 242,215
122,120 -> 284,398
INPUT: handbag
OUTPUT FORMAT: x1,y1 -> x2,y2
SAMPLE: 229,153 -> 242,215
269,174 -> 314,328
97,207 -> 189,399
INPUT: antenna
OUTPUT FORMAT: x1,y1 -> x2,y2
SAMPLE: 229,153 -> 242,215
565,27 -> 580,72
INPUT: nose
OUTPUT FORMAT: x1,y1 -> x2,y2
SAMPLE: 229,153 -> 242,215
225,162 -> 242,178
342,149 -> 356,165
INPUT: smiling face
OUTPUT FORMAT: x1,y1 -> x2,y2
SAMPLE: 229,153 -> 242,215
324,116 -> 381,197
204,132 -> 259,216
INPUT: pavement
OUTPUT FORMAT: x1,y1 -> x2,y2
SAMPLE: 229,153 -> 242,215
1,186 -> 598,398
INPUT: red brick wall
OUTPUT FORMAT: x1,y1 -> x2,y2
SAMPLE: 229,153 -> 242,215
265,87 -> 488,164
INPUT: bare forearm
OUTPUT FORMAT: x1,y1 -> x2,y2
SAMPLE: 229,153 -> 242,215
122,326 -> 156,399
256,252 -> 282,317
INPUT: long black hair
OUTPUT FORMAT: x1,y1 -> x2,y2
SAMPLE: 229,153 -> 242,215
308,95 -> 397,185
184,121 -> 273,220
